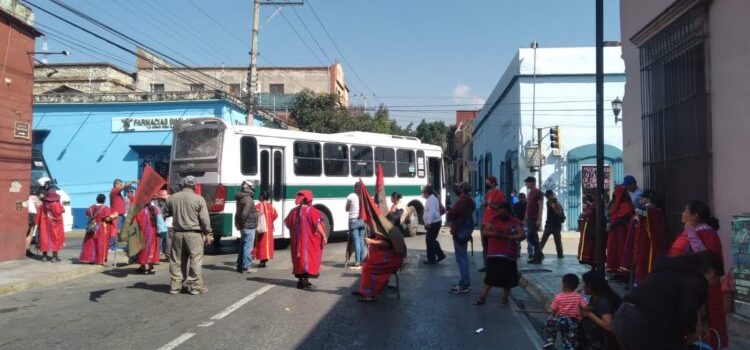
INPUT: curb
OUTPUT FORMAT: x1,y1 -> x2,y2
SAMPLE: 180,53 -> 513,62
0,264 -> 105,298
518,273 -> 553,310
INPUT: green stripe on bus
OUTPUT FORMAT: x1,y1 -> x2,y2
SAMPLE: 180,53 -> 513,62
210,212 -> 234,237
222,184 -> 422,200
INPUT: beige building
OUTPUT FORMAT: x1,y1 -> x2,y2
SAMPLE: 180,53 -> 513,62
34,63 -> 135,95
620,0 -> 749,273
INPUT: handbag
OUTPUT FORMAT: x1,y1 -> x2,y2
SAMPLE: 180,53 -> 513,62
256,204 -> 268,233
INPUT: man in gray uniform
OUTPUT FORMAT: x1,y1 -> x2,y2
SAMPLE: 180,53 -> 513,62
165,176 -> 212,295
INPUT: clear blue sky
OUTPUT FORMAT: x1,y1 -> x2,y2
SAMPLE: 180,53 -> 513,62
32,0 -> 621,125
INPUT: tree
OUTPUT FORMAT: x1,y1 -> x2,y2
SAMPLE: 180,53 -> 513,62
289,90 -> 414,137
415,119 -> 448,149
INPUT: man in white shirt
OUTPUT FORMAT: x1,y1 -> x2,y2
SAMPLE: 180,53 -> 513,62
422,185 -> 446,265
346,182 -> 366,268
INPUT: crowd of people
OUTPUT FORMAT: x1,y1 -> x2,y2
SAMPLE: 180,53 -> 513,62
25,170 -> 731,349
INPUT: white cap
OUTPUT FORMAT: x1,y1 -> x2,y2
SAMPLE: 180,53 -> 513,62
37,177 -> 51,187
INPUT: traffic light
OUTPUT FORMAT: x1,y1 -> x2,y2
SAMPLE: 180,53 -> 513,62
550,126 -> 561,150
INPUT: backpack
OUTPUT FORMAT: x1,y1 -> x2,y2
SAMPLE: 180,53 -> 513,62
86,206 -> 100,234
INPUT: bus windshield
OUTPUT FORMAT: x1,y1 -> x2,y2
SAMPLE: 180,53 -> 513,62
173,128 -> 222,161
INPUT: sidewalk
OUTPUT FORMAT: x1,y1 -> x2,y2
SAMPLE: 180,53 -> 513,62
0,231 -> 129,297
517,252 -> 750,349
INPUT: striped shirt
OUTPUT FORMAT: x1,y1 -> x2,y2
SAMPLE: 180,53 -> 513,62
551,291 -> 588,320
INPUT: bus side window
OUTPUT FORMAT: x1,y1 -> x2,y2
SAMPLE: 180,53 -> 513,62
324,143 -> 349,177
397,149 -> 416,177
350,145 -> 374,177
416,150 -> 426,178
273,151 -> 283,201
240,136 -> 258,175
375,147 -> 395,177
294,141 -> 322,176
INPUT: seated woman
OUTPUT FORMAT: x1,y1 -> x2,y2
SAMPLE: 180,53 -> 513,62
358,230 -> 405,302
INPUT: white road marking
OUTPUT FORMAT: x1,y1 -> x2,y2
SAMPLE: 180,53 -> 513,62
210,284 -> 274,320
197,321 -> 214,327
156,333 -> 195,350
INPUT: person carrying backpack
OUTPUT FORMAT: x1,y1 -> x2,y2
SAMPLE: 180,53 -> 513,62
541,189 -> 566,259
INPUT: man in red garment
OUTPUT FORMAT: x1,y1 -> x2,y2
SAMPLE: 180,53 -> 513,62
36,190 -> 65,262
606,185 -> 634,276
110,179 -> 136,241
479,176 -> 505,272
285,190 -> 327,290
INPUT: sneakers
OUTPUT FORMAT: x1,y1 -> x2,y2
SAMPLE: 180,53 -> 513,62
349,264 -> 362,270
189,286 -> 208,295
449,285 -> 471,294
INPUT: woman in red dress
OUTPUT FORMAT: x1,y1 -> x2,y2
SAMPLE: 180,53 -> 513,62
80,194 -> 117,265
606,186 -> 634,275
253,191 -> 278,268
358,232 -> 405,302
578,195 -> 598,265
668,200 -> 728,349
632,190 -> 667,284
284,190 -> 327,290
135,202 -> 162,274
36,190 -> 65,262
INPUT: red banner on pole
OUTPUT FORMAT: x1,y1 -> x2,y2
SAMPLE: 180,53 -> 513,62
132,164 -> 167,209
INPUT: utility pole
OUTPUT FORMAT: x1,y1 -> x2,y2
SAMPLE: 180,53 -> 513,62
531,40 -> 538,144
246,0 -> 304,125
538,127 -> 543,188
594,0 -> 606,273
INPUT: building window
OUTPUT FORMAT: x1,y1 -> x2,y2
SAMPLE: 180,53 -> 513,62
638,3 -> 710,236
189,83 -> 205,92
293,141 -> 322,176
269,83 -> 284,94
396,149 -> 416,177
150,84 -> 164,93
229,84 -> 241,95
240,137 -> 257,175
324,143 -> 349,177
350,145 -> 373,177
374,147 -> 395,177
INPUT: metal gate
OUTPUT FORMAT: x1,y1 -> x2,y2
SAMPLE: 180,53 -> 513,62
638,2 -> 711,239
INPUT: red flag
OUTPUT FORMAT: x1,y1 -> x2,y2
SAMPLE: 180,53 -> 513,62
358,179 -> 407,255
374,164 -> 389,214
132,164 -> 167,208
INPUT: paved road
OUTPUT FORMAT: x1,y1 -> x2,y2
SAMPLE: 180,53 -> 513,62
0,230 -> 541,350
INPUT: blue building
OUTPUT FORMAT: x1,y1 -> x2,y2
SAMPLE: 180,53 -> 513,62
33,91 -> 285,228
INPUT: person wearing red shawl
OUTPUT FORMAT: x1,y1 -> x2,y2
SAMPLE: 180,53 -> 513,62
135,202 -> 162,274
284,190 -> 327,290
80,194 -> 117,265
668,201 -> 728,349
253,191 -> 278,268
357,179 -> 406,302
577,194 -> 598,266
606,185 -> 634,275
632,190 -> 667,285
36,190 -> 65,262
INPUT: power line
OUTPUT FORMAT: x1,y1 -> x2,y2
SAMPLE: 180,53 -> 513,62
291,6 -> 332,63
306,0 -> 379,104
185,0 -> 249,47
279,11 -> 325,65
43,0 -> 232,89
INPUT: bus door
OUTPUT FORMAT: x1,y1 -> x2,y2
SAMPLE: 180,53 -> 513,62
428,156 -> 444,194
259,146 -> 285,238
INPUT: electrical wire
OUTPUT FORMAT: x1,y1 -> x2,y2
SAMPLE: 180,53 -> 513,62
306,0 -> 379,104
291,6 -> 332,63
279,11 -> 326,65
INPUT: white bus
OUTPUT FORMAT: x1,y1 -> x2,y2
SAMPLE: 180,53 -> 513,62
168,118 -> 445,244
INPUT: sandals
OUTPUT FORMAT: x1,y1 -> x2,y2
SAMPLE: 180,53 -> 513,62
473,298 -> 486,306
136,266 -> 147,274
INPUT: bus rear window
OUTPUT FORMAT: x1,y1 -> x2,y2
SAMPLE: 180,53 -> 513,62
294,141 -> 322,176
174,128 -> 222,160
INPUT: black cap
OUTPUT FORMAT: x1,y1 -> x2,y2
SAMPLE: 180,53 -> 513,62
524,176 -> 536,183
545,189 -> 555,197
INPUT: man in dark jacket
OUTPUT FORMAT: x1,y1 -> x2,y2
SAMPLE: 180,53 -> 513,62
447,182 -> 476,294
613,251 -> 724,350
235,180 -> 258,273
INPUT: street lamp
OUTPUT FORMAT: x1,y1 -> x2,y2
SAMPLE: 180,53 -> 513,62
612,96 -> 623,124
29,50 -> 70,56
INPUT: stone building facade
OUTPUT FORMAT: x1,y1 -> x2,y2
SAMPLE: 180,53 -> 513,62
34,63 -> 135,95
